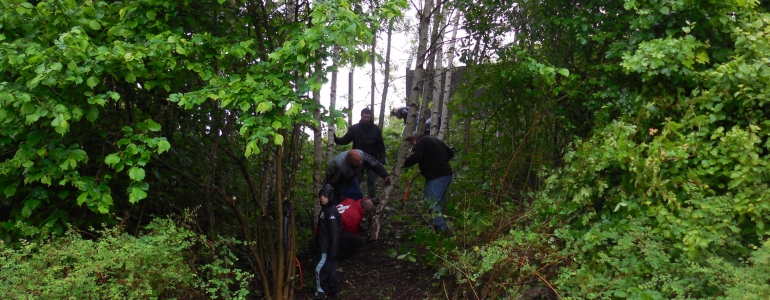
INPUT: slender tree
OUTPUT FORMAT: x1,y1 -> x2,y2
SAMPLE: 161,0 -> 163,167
378,19 -> 395,128
437,11 -> 461,139
369,0 -> 433,240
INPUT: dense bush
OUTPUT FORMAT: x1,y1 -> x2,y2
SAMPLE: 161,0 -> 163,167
437,0 -> 770,299
0,218 -> 252,299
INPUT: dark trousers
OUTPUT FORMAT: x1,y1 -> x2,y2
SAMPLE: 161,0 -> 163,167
337,231 -> 362,259
315,253 -> 339,296
356,168 -> 377,199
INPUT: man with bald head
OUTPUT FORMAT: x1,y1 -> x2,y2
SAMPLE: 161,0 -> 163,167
324,149 -> 390,205
334,107 -> 387,199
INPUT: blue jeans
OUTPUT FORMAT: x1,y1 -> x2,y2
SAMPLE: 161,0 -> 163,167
424,175 -> 452,232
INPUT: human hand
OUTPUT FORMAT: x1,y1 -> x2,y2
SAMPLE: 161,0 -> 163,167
384,176 -> 391,186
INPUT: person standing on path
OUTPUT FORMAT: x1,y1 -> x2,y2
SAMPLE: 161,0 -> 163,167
403,132 -> 454,233
314,184 -> 341,299
334,107 -> 387,199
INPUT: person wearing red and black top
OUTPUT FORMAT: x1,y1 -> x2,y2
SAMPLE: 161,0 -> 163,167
315,184 -> 341,299
335,198 -> 374,258
403,132 -> 454,233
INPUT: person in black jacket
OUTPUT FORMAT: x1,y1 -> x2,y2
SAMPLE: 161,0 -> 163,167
334,107 -> 387,199
315,184 -> 341,299
403,132 -> 454,233
325,149 -> 390,204
391,106 -> 409,122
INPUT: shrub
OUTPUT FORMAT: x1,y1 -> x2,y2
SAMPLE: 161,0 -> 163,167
0,218 -> 252,299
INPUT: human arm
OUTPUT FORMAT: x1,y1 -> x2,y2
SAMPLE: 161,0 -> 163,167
361,151 -> 389,179
403,140 -> 423,168
317,212 -> 330,253
333,128 -> 353,145
323,161 -> 339,186
375,127 -> 387,164
329,212 -> 341,258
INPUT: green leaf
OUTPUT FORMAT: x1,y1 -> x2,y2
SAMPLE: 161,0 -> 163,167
146,10 -> 157,21
89,20 -> 101,30
146,119 -> 161,131
557,68 -> 569,77
176,45 -> 186,55
659,6 -> 669,15
257,102 -> 272,112
297,54 -> 306,63
77,192 -> 88,205
239,101 -> 251,112
87,76 -> 99,88
86,107 -> 99,122
129,187 -> 148,203
101,194 -> 114,206
157,139 -> 171,154
272,120 -> 282,129
105,153 -> 120,166
274,134 -> 284,145
129,167 -> 146,181
4,186 -> 16,197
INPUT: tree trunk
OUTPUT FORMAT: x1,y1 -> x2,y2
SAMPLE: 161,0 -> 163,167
327,46 -> 340,162
419,0 -> 443,135
313,60 -> 324,227
348,70 -> 354,126
369,0 -> 433,240
438,12 -> 461,140
430,6 -> 446,136
371,20 -> 378,113
378,19 -> 394,128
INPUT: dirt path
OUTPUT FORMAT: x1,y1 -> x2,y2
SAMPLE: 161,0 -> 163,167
296,210 -> 446,299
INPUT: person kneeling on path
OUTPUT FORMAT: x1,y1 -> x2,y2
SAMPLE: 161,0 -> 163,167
404,131 -> 454,233
315,184 -> 341,299
336,198 -> 374,258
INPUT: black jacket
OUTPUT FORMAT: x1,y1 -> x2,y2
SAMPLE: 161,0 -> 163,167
404,134 -> 454,181
317,203 -> 341,257
334,122 -> 387,163
324,150 -> 389,186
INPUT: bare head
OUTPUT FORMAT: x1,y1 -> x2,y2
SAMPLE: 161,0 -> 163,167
346,150 -> 362,168
361,198 -> 374,212
404,131 -> 420,145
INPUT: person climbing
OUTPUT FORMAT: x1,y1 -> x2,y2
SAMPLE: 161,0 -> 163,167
390,106 -> 409,122
403,131 -> 454,233
324,149 -> 390,205
334,107 -> 387,199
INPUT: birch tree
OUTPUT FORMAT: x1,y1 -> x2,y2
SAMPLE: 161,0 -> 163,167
369,0 -> 434,240
437,11 -> 461,140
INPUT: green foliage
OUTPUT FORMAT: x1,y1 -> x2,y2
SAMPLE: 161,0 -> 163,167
439,0 -> 770,299
0,217 -> 252,299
